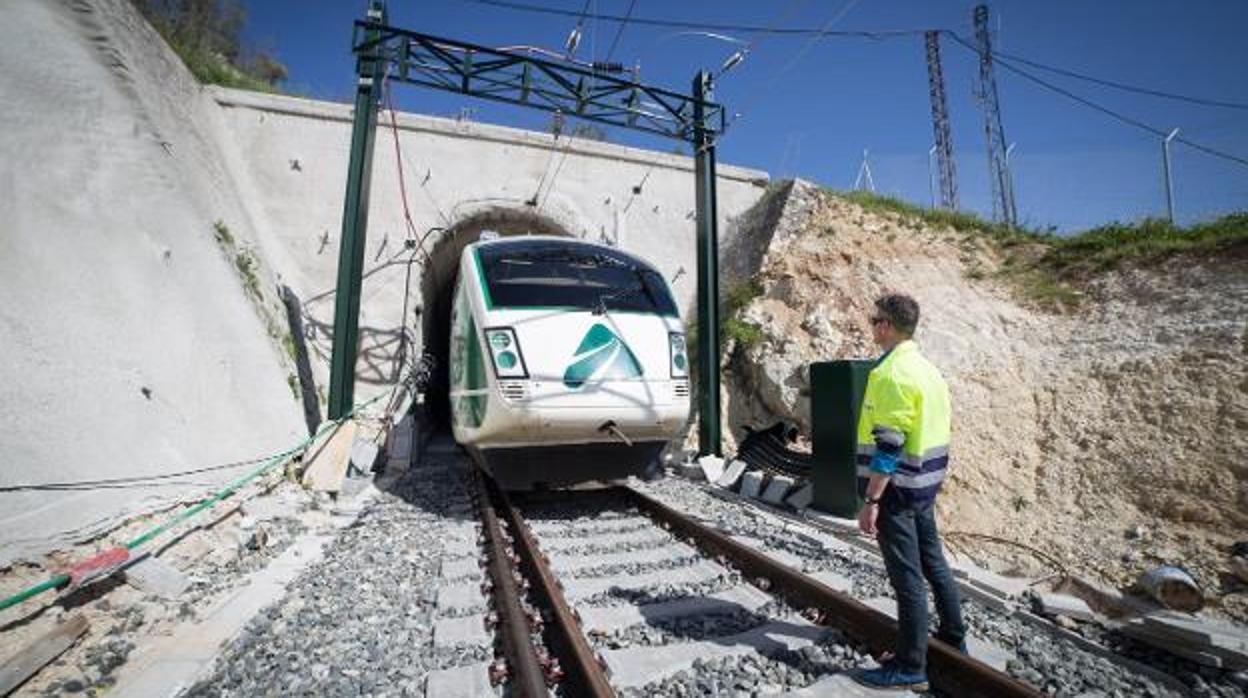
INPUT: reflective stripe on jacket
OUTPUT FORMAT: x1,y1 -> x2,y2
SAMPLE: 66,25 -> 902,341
855,339 -> 951,509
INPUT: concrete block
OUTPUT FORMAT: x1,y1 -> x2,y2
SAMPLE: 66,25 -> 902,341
425,662 -> 493,698
548,542 -> 699,575
436,582 -> 485,614
716,459 -> 748,488
598,620 -> 825,688
740,470 -> 765,499
1037,593 -> 1097,622
864,596 -> 898,619
123,555 -> 191,599
578,585 -> 772,634
349,439 -> 380,475
761,475 -> 795,504
698,454 -> 725,482
540,528 -> 670,553
964,566 -> 1032,601
785,483 -> 814,510
439,556 -> 482,581
967,637 -> 1012,672
433,614 -> 491,650
562,561 -> 729,602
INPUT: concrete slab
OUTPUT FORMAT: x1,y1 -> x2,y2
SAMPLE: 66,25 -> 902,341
1037,593 -> 1097,622
437,582 -> 486,614
424,662 -> 493,698
579,585 -> 774,634
716,459 -> 748,488
440,556 -> 483,581
433,614 -> 491,650
599,620 -> 825,688
562,560 -> 730,602
810,570 -> 853,593
762,476 -> 795,505
123,554 -> 192,599
530,517 -> 651,537
348,438 -> 380,475
698,455 -> 725,483
109,534 -> 333,696
774,672 -> 910,697
741,471 -> 765,499
539,528 -> 671,553
864,597 -> 898,619
965,567 -> 1032,602
548,542 -> 699,575
785,483 -> 814,510
967,637 -> 1012,672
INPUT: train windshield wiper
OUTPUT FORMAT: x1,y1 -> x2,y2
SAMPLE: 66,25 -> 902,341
593,269 -> 657,315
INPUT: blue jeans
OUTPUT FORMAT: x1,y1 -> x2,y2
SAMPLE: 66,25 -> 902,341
876,500 -> 966,674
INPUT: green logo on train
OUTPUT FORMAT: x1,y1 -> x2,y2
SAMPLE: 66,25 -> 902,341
563,324 -> 643,389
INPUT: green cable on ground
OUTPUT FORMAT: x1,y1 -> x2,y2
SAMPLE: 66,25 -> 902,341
0,387 -> 397,613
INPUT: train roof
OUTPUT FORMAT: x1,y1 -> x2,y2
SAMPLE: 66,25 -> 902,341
467,235 -> 659,270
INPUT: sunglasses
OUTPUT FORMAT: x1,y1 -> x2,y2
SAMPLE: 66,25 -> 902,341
869,316 -> 889,326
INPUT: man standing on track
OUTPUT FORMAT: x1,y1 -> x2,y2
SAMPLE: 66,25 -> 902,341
853,293 -> 967,692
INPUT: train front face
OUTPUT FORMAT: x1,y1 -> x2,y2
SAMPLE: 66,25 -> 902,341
449,236 -> 691,489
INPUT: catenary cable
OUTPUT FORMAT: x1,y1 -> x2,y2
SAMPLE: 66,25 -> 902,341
947,32 -> 1248,169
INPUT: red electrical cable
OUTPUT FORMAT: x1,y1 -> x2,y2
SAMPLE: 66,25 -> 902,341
383,79 -> 432,264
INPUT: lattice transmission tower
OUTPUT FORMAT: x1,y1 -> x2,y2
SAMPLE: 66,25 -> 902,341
925,31 -> 958,210
973,5 -> 1017,227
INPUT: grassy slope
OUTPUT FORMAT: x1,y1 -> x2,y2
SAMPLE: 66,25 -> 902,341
830,189 -> 1248,309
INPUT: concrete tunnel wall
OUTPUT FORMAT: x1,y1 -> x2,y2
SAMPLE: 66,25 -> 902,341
207,88 -> 772,412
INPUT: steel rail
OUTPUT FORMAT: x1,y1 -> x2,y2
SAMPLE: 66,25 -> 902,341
483,476 -> 618,697
617,486 -> 1044,698
471,469 -> 549,697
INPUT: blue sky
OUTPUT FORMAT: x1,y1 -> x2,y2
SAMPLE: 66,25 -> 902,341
240,1 -> 1248,233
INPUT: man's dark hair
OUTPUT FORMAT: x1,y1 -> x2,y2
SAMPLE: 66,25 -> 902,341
875,294 -> 920,336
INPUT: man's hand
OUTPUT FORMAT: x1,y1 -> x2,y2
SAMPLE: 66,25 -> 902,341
857,503 -> 879,536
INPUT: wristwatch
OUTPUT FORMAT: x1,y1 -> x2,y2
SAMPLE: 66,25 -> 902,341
864,495 -> 882,506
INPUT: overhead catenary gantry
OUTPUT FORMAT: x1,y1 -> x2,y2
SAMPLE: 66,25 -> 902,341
327,1 -> 729,456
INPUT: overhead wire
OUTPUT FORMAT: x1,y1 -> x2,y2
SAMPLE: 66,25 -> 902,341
986,46 -> 1248,111
946,32 -> 1248,169
602,0 -> 636,65
467,0 -> 932,38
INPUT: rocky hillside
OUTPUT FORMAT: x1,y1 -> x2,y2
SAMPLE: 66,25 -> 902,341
719,180 -> 1248,620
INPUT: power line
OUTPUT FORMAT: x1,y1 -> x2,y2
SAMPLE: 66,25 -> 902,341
467,0 -> 931,38
988,46 -> 1248,111
602,0 -> 636,64
947,33 -> 1248,169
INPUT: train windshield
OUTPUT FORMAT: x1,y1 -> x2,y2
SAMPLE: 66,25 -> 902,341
476,241 -> 678,316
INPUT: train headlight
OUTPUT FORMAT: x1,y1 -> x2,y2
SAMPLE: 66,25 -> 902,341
485,327 -> 528,378
669,332 -> 688,378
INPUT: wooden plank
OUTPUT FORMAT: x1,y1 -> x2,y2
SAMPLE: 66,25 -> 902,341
0,615 -> 89,696
300,420 -> 357,493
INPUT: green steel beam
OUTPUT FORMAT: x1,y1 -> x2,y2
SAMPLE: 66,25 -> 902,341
692,71 -> 721,457
350,22 -> 725,141
327,1 -> 386,420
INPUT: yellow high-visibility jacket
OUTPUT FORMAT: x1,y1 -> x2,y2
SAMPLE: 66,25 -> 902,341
855,339 -> 951,508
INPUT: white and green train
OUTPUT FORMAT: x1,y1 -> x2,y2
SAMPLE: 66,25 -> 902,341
449,235 -> 691,489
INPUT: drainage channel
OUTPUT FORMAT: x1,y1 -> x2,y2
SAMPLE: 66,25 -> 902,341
485,481 -> 1042,697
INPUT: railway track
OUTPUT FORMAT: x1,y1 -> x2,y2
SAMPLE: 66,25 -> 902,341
469,470 -> 1042,697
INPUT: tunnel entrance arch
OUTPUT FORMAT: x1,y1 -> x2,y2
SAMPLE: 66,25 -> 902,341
420,206 -> 574,426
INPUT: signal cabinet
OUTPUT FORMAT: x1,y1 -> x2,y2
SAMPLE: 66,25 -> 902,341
810,360 -> 873,518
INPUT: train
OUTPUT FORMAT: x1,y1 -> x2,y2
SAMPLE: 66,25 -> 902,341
448,234 -> 691,489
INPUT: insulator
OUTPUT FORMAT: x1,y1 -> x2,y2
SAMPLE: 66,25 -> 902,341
592,61 -> 624,73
